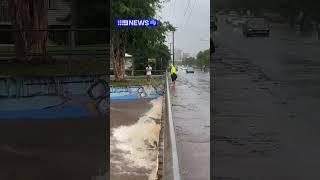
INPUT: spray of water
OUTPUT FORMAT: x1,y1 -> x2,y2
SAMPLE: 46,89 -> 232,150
111,97 -> 163,180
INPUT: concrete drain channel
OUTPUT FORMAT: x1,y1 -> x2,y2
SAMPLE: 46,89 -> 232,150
109,75 -> 181,180
157,98 -> 165,180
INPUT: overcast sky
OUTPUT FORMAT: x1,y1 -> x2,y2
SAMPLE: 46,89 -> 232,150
157,0 -> 210,56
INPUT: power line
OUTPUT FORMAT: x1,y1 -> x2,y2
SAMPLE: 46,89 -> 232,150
171,0 -> 177,24
171,0 -> 174,20
165,0 -> 173,23
183,0 -> 197,29
184,0 -> 191,16
178,0 -> 191,28
172,0 -> 177,25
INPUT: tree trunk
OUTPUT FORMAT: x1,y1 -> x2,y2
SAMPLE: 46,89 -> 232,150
9,0 -> 48,63
111,36 -> 126,81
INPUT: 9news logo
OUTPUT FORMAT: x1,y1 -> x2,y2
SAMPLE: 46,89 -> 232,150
115,19 -> 158,27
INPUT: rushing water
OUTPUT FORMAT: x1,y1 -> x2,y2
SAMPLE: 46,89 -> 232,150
110,97 -> 163,180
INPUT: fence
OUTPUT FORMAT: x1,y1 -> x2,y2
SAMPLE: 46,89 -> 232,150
0,28 -> 109,58
110,70 -> 165,77
0,28 -> 109,76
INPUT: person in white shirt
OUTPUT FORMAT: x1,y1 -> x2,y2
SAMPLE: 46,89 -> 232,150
146,64 -> 152,85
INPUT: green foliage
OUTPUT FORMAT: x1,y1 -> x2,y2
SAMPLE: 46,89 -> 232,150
182,49 -> 210,68
196,49 -> 210,67
182,56 -> 196,66
111,0 -> 173,64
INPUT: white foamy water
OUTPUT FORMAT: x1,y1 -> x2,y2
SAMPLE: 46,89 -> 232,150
111,97 -> 163,180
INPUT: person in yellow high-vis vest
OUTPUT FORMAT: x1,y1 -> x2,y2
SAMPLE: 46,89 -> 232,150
170,64 -> 177,86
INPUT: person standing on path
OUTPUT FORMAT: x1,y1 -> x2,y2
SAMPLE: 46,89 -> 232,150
170,63 -> 177,86
146,64 -> 152,86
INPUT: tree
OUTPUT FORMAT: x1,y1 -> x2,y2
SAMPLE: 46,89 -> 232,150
9,0 -> 49,63
196,49 -> 210,68
111,0 -> 174,81
153,43 -> 171,70
182,56 -> 196,66
128,42 -> 171,75
182,49 -> 209,68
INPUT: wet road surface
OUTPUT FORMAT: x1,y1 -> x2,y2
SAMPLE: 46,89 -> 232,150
170,68 -> 210,180
213,15 -> 320,179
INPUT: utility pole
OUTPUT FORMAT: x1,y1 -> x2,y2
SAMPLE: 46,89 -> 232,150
160,57 -> 163,74
172,30 -> 175,65
169,43 -> 172,62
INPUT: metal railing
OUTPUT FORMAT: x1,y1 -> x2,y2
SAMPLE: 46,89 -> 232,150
164,72 -> 182,180
110,70 -> 165,77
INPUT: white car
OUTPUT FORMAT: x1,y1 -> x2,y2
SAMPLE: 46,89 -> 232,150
180,66 -> 187,70
186,67 -> 194,73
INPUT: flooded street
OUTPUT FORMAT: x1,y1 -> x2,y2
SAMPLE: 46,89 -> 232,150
212,15 -> 320,179
171,68 -> 210,180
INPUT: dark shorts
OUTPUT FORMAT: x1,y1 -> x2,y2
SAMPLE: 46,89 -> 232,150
171,73 -> 177,81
